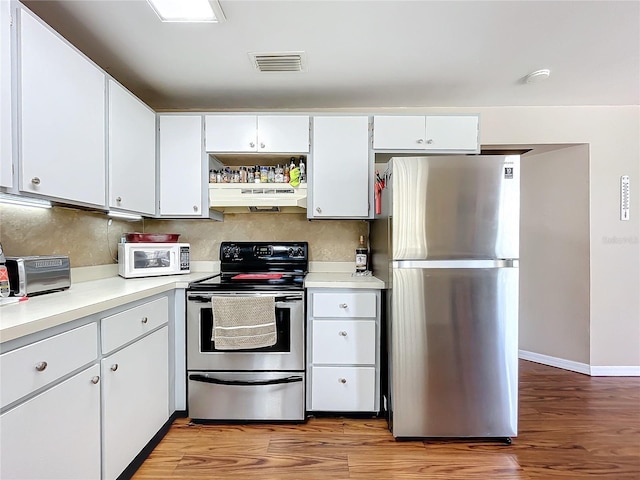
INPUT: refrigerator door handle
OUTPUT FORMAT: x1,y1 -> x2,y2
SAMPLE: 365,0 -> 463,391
393,259 -> 518,269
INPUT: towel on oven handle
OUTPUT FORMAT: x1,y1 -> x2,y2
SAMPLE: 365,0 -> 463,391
211,296 -> 277,350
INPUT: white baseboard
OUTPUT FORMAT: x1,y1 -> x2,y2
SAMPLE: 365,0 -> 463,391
590,366 -> 640,376
518,350 -> 590,375
519,350 -> 640,376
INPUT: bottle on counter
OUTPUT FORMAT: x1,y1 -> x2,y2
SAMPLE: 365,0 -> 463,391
355,235 -> 368,273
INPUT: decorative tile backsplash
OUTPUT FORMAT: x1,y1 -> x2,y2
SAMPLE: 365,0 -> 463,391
0,204 -> 368,267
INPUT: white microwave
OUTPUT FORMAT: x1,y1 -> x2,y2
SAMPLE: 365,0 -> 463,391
118,242 -> 190,278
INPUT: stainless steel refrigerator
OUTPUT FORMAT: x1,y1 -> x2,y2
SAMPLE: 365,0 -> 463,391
372,155 -> 519,440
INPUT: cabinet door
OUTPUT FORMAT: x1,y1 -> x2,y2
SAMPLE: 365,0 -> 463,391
310,116 -> 370,218
0,364 -> 101,480
102,326 -> 169,480
0,0 -> 12,188
158,115 -> 204,216
205,115 -> 256,152
424,115 -> 479,152
19,8 -> 106,206
257,115 -> 309,153
372,115 -> 426,150
310,366 -> 375,411
108,80 -> 156,215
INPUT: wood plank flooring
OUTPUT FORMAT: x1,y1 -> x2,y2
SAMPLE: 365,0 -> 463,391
133,360 -> 640,479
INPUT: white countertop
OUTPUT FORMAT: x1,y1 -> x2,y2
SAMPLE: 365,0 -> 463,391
0,272 -> 214,344
0,265 -> 386,345
304,272 -> 386,289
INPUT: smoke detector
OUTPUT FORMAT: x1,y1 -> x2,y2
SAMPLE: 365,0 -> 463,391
524,69 -> 551,84
248,52 -> 307,72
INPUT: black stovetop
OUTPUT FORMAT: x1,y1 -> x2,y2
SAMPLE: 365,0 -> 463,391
189,241 -> 308,292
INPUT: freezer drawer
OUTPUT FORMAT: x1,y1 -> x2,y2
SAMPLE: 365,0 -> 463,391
390,266 -> 518,438
187,371 -> 305,421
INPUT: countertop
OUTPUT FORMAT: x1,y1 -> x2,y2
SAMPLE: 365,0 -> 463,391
0,266 -> 386,345
304,272 -> 385,289
0,272 -> 214,344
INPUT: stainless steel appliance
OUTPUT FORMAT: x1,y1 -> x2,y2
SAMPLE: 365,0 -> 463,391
118,242 -> 190,278
5,255 -> 71,297
186,241 -> 308,422
372,155 -> 519,440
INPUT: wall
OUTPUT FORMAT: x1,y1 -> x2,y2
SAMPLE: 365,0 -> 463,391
474,106 -> 639,369
0,204 -> 367,266
519,144 -> 591,364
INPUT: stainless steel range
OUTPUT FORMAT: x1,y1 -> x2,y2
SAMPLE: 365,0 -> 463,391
186,241 -> 308,422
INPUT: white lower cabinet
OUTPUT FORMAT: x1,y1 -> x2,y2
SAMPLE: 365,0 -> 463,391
0,364 -> 101,480
307,288 -> 381,413
102,325 -> 169,480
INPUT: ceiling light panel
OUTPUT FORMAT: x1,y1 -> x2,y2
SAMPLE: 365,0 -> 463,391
147,0 -> 225,23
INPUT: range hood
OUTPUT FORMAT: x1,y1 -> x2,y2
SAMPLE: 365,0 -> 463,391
209,183 -> 307,213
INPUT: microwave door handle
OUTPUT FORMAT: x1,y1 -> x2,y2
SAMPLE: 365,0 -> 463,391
189,374 -> 303,386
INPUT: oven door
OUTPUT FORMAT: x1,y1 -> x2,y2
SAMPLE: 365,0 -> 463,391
186,291 -> 304,371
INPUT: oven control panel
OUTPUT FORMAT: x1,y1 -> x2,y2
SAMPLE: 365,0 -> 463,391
220,242 -> 308,264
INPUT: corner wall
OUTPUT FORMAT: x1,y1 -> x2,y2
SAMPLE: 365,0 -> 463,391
519,144 -> 590,365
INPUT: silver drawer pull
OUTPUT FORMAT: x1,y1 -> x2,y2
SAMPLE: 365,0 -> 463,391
91,376 -> 100,385
339,378 -> 347,384
339,303 -> 348,309
339,331 -> 348,337
141,317 -> 148,324
110,364 -> 118,372
31,177 -> 41,185
35,361 -> 48,372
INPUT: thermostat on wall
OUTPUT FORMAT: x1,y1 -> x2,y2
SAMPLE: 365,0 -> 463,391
620,175 -> 630,221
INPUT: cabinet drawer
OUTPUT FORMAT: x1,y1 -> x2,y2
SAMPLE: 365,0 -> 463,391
101,296 -> 168,354
312,292 -> 376,318
312,320 -> 376,365
310,366 -> 375,411
0,323 -> 98,409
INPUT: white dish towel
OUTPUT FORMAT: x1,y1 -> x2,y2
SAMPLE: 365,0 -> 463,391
211,296 -> 277,350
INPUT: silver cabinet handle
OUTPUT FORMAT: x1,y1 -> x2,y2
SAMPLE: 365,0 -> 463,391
115,196 -> 122,203
141,317 -> 148,324
339,303 -> 348,309
91,376 -> 100,384
110,364 -> 118,372
339,331 -> 347,336
339,378 -> 347,384
260,143 -> 265,149
35,361 -> 48,372
416,139 -> 424,144
31,177 -> 41,185
426,139 -> 433,144
193,205 -> 199,212
249,142 -> 255,148
315,207 -> 322,213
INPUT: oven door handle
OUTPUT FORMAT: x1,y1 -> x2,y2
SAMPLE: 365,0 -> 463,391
188,374 -> 303,386
187,295 -> 302,303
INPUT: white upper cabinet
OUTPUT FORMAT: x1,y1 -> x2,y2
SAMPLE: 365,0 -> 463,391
373,115 -> 479,153
205,114 -> 310,153
0,0 -> 12,189
309,116 -> 371,219
108,80 -> 156,215
158,115 -> 206,217
18,8 -> 106,206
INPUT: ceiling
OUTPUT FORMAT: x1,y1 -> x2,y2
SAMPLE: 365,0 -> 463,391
21,0 -> 640,111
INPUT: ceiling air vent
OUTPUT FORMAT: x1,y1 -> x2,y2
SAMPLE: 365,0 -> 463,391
249,52 -> 306,72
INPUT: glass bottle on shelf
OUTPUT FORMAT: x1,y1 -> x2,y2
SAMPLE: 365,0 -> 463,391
267,166 -> 275,183
275,164 -> 284,183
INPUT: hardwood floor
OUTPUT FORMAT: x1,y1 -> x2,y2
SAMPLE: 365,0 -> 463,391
133,360 -> 640,479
